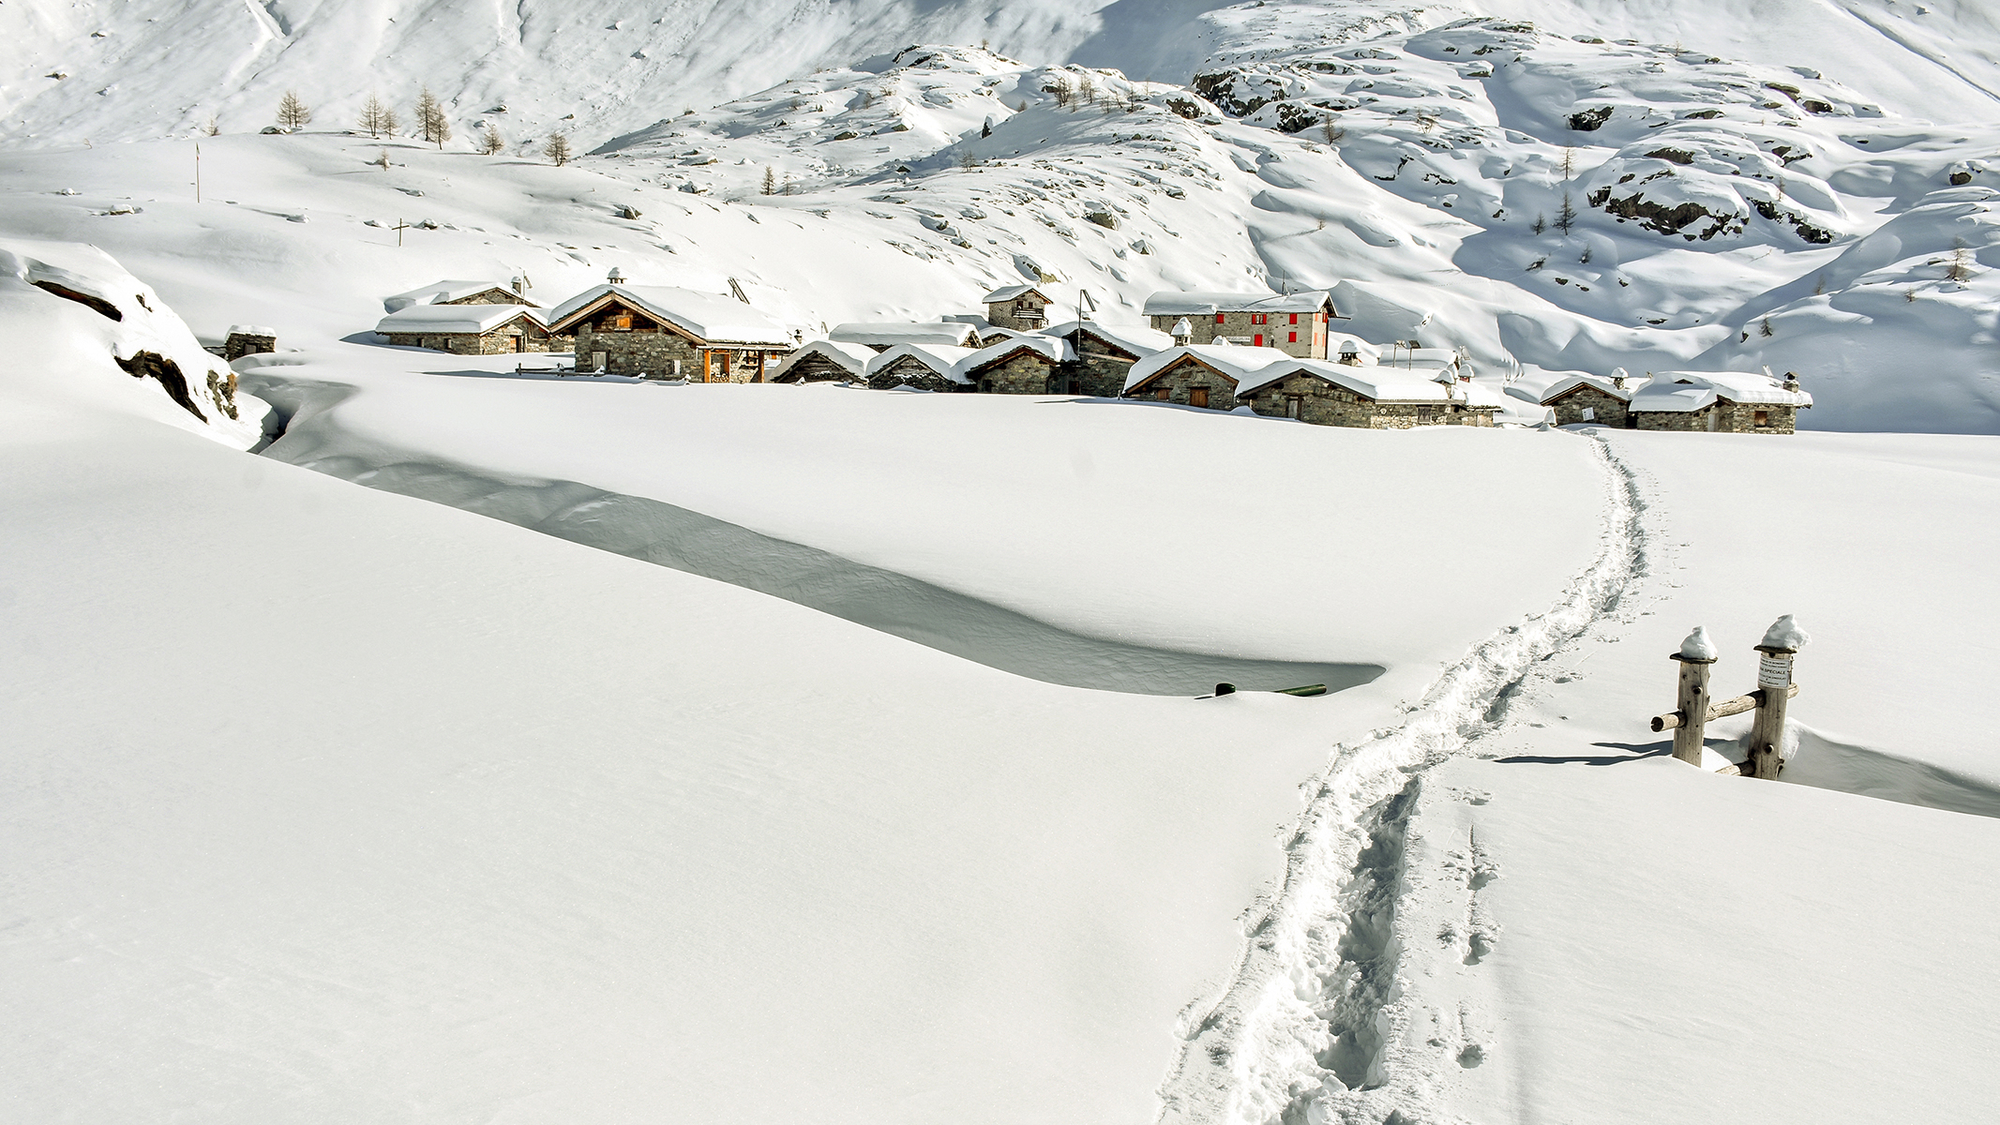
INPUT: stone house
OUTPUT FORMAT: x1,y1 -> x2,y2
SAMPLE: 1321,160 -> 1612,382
827,322 -> 982,352
545,278 -> 795,380
863,343 -> 976,392
1040,320 -> 1171,397
374,304 -> 552,354
1120,344 -> 1298,410
223,324 -> 276,361
983,284 -> 1053,331
962,336 -> 1075,394
383,278 -> 538,312
772,340 -> 878,384
1541,371 -> 1646,427
1236,359 -> 1500,428
1143,290 -> 1339,358
1628,371 -> 1812,433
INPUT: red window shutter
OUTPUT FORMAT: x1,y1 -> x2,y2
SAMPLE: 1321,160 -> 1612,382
1254,334 -> 1264,347
1290,313 -> 1299,324
1289,331 -> 1298,343
1215,313 -> 1225,324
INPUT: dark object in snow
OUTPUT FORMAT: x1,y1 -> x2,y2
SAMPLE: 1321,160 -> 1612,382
115,350 -> 206,421
33,279 -> 122,321
1276,684 -> 1327,697
1213,682 -> 1236,696
1567,105 -> 1612,131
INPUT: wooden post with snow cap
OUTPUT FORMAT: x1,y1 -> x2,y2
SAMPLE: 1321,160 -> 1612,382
1669,626 -> 1719,766
1746,615 -> 1808,780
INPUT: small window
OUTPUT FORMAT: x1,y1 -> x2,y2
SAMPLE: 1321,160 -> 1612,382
1289,313 -> 1299,325
1288,331 -> 1298,343
1251,313 -> 1267,325
1155,387 -> 1171,401
1754,409 -> 1771,426
1417,406 -> 1433,422
1214,313 -> 1226,324
1190,386 -> 1210,408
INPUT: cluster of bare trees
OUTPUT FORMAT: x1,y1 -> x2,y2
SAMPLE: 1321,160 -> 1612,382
261,89 -> 575,164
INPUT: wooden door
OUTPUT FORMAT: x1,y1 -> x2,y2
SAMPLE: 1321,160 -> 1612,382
1190,386 -> 1209,408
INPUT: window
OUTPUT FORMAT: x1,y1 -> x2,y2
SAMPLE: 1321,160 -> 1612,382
1251,313 -> 1267,325
1417,406 -> 1433,423
1155,387 -> 1171,401
1190,386 -> 1210,408
610,312 -> 632,331
1214,313 -> 1225,324
1289,313 -> 1299,325
1754,410 -> 1771,426
1288,331 -> 1298,343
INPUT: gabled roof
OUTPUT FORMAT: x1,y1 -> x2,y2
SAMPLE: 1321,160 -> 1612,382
1039,319 -> 1172,360
864,343 -> 978,383
1540,372 -> 1649,405
375,303 -> 547,336
961,335 -> 1073,375
1123,344 -> 1298,394
983,284 -> 1049,304
772,339 -> 877,380
828,321 -> 981,348
1238,358 -> 1467,402
546,284 -> 794,346
1630,371 -> 1813,413
384,280 -> 534,312
1142,290 -> 1335,316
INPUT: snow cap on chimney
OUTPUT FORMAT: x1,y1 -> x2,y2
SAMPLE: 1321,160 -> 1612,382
608,267 -> 626,285
1171,317 -> 1192,343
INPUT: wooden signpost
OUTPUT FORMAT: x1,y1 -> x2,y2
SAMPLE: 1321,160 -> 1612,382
1652,618 -> 1805,777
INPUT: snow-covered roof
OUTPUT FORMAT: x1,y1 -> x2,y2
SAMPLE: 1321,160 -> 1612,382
225,324 -> 276,338
1631,371 -> 1813,413
828,321 -> 981,348
1541,372 -> 1651,404
864,343 -> 978,383
1142,290 -> 1334,316
383,280 -> 533,312
1124,345 -> 1299,393
983,284 -> 1048,303
1238,359 -> 1469,402
546,285 -> 794,345
772,339 -> 876,379
1039,319 -> 1172,359
375,303 -> 547,336
961,335 -> 1074,374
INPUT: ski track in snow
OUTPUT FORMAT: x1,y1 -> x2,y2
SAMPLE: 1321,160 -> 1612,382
1156,430 -> 1647,1125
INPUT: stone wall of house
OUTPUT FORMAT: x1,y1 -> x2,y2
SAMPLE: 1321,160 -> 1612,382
987,297 -> 1048,330
1074,337 -> 1136,397
1242,375 -> 1494,428
1716,400 -> 1799,434
775,352 -> 861,384
1148,310 -> 1326,358
975,353 -> 1058,394
1129,359 -> 1241,410
224,332 -> 276,361
384,325 -> 550,356
576,324 -> 702,377
1549,386 -> 1631,428
1633,407 -> 1713,432
867,355 -> 959,392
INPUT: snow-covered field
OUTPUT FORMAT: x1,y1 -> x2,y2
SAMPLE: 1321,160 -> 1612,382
6,1 -> 2000,1123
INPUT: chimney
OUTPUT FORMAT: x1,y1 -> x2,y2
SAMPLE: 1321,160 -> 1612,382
1783,370 -> 1800,392
1611,365 -> 1629,391
607,267 -> 625,286
510,276 -> 525,295
1171,317 -> 1192,346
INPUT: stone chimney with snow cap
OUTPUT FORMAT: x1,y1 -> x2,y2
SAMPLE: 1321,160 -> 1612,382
1783,370 -> 1801,392
1171,317 -> 1192,345
608,267 -> 625,286
1612,366 -> 1629,391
